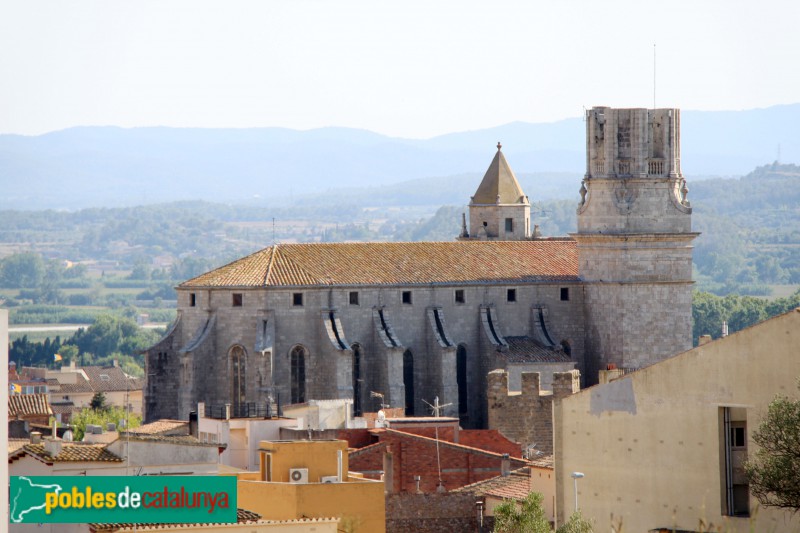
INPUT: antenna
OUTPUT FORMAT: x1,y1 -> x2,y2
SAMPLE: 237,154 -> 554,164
653,43 -> 657,109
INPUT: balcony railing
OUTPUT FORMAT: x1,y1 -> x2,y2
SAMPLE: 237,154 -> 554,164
204,402 -> 273,419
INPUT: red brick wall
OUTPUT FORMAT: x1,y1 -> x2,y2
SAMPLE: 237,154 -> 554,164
349,431 -> 527,493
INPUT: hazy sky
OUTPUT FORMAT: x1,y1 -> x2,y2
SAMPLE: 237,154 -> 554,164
3,0 -> 799,138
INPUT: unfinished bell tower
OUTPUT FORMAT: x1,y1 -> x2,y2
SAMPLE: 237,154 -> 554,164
574,107 -> 698,381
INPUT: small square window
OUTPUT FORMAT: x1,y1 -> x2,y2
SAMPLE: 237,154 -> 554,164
505,218 -> 514,232
189,293 -> 196,307
402,291 -> 412,305
293,293 -> 304,306
232,293 -> 243,307
560,287 -> 570,301
731,425 -> 746,449
454,289 -> 465,304
349,291 -> 359,305
507,289 -> 516,302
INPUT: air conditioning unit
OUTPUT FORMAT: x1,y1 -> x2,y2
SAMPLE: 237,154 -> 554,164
289,468 -> 309,484
320,476 -> 338,484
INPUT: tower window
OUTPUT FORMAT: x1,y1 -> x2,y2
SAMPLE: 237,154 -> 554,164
507,289 -> 516,302
293,293 -> 303,306
232,293 -> 243,307
505,218 -> 513,232
402,291 -> 412,305
189,293 -> 196,307
560,288 -> 570,301
454,289 -> 465,304
349,291 -> 359,305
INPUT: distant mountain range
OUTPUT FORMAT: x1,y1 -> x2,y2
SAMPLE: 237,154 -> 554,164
1,104 -> 798,210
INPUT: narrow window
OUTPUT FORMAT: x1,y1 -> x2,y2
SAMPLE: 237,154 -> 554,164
232,293 -> 243,307
230,346 -> 246,415
290,346 -> 307,404
560,287 -> 570,301
402,291 -> 412,305
505,218 -> 513,232
293,293 -> 303,306
507,289 -> 516,302
456,345 -> 468,425
454,289 -> 465,304
403,349 -> 414,415
721,407 -> 750,517
189,293 -> 196,307
349,291 -> 359,305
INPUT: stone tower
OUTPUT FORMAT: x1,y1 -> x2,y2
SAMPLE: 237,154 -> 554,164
574,107 -> 697,381
459,143 -> 531,240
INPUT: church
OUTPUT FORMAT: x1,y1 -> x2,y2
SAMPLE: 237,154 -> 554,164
144,107 -> 697,428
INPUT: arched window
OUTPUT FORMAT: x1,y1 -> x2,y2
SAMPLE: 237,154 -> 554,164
403,349 -> 414,416
230,345 -> 246,414
290,346 -> 307,404
352,344 -> 363,417
561,339 -> 572,357
456,345 -> 468,423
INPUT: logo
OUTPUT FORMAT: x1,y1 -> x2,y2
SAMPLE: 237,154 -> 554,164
10,476 -> 237,524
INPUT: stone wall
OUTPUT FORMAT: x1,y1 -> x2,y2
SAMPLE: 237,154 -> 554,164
385,492 -> 486,533
487,369 -> 580,456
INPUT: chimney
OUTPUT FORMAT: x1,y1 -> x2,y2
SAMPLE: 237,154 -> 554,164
699,334 -> 712,346
44,437 -> 62,458
501,453 -> 511,477
30,431 -> 42,444
383,447 -> 394,493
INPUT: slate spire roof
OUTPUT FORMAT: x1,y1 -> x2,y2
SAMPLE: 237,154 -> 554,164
470,142 -> 528,205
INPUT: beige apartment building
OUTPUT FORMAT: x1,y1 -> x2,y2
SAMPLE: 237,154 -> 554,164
554,308 -> 800,532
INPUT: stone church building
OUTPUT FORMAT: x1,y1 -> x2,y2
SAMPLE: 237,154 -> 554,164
144,107 -> 697,428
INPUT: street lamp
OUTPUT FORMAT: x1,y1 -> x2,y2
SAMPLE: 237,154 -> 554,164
571,472 -> 585,512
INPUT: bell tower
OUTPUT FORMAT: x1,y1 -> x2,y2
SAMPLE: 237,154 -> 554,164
574,107 -> 698,381
459,143 -> 531,241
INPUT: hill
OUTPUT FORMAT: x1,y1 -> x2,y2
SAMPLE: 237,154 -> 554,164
2,104 -> 799,210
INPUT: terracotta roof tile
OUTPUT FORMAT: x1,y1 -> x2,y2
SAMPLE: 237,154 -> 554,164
182,241 -> 578,288
88,511 -> 342,532
8,393 -> 53,417
454,467 -> 532,501
127,419 -> 189,436
21,443 -> 123,463
503,337 -> 573,363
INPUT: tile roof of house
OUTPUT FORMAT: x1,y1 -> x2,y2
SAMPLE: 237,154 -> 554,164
471,145 -> 528,205
181,240 -> 578,289
120,433 -> 223,448
453,466 -> 532,501
8,393 -> 53,417
127,419 -> 189,436
502,337 -> 573,363
16,443 -> 123,463
528,454 -> 554,469
46,365 -> 142,394
89,511 -> 340,532
8,438 -> 28,455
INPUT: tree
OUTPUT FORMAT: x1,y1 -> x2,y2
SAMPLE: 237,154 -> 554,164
90,392 -> 108,411
0,252 -> 45,288
71,406 -> 141,441
557,511 -> 594,533
493,492 -> 550,533
744,387 -> 800,511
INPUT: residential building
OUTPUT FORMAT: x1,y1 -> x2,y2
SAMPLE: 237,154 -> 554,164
554,307 -> 800,532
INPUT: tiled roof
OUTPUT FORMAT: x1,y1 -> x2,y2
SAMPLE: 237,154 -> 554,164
182,241 -> 578,288
8,393 -> 53,417
121,433 -> 223,448
528,454 -> 554,469
502,337 -> 573,363
471,146 -> 528,205
88,511 -> 340,532
82,366 -> 144,392
20,443 -> 123,463
47,366 -> 142,394
8,438 -> 28,455
454,467 -> 531,501
49,401 -> 75,415
127,419 -> 189,436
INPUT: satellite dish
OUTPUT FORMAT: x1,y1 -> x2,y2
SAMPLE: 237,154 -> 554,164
377,410 -> 386,421
62,430 -> 74,442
